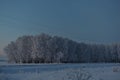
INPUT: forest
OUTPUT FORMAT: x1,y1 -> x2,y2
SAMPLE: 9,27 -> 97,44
4,33 -> 120,63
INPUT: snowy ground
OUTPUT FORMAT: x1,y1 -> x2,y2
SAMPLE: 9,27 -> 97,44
0,58 -> 120,80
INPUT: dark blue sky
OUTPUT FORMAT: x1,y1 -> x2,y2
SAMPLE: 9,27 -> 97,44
0,0 -> 120,55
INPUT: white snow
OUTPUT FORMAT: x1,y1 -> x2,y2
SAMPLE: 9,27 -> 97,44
0,63 -> 120,80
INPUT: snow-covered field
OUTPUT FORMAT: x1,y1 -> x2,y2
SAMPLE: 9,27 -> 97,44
0,63 -> 120,80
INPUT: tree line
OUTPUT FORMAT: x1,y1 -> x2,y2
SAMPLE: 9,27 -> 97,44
4,33 -> 120,63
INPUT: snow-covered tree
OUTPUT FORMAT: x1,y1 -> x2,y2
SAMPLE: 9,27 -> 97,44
4,33 -> 120,63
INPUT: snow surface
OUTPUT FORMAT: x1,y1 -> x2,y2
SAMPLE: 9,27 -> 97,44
0,63 -> 120,80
